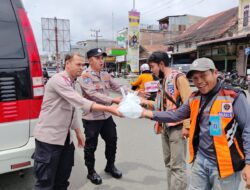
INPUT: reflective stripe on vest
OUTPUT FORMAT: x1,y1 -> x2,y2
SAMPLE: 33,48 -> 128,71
163,70 -> 183,126
189,88 -> 245,178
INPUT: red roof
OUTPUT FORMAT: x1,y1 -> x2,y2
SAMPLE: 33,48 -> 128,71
171,7 -> 238,43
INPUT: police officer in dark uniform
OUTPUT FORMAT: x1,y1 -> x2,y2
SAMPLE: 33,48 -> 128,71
78,48 -> 126,185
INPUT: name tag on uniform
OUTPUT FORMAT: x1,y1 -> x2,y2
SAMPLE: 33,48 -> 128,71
209,115 -> 222,136
144,81 -> 159,92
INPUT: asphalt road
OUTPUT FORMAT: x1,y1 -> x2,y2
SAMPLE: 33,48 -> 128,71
0,117 -> 167,190
0,77 -> 248,190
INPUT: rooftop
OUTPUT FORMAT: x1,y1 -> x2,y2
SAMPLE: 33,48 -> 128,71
169,7 -> 238,44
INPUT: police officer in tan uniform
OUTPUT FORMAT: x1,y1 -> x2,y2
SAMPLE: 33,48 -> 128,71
32,53 -> 119,190
78,48 -> 126,185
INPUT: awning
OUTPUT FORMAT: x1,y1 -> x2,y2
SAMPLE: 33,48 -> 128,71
171,49 -> 196,55
197,33 -> 250,46
104,56 -> 116,62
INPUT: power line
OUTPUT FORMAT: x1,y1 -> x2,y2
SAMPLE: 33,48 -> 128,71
90,29 -> 102,48
143,1 -> 181,16
142,0 -> 173,14
141,0 -> 214,17
112,12 -> 114,41
181,0 -> 205,13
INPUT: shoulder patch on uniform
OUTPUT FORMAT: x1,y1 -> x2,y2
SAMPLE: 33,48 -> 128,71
103,75 -> 110,81
83,77 -> 92,84
81,73 -> 91,79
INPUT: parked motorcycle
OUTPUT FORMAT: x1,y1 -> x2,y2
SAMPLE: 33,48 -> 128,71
220,70 -> 248,90
239,75 -> 249,90
219,71 -> 232,86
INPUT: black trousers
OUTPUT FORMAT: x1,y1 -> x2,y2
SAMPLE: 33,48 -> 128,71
82,116 -> 117,172
32,134 -> 74,190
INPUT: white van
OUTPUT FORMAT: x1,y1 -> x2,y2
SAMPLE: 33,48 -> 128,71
0,0 -> 44,174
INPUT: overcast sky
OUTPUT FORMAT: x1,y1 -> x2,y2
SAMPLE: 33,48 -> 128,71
22,0 -> 239,53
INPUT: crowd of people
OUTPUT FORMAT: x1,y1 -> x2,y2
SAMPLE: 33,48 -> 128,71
32,48 -> 250,190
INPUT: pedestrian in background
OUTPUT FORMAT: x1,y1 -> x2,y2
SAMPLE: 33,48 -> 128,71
140,51 -> 191,190
32,53 -> 119,190
142,57 -> 250,190
78,48 -> 126,185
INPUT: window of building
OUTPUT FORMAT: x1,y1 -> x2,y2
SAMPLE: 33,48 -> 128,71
185,42 -> 192,48
179,25 -> 186,32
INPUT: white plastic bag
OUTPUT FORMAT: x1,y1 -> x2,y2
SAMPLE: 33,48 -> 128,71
118,88 -> 143,119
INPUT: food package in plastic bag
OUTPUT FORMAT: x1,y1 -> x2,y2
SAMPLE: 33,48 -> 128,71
118,88 -> 143,119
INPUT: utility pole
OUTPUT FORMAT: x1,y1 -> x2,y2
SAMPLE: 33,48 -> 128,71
133,0 -> 135,10
112,12 -> 114,41
91,29 -> 102,48
54,17 -> 59,72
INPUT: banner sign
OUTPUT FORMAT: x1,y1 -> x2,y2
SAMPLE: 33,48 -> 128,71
127,10 -> 140,72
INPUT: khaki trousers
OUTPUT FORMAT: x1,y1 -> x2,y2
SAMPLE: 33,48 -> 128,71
161,124 -> 187,190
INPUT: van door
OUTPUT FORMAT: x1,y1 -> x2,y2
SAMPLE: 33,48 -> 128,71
0,0 -> 31,151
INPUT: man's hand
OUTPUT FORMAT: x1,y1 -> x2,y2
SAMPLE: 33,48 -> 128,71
242,164 -> 250,189
139,97 -> 149,106
181,127 -> 189,139
106,105 -> 123,117
141,109 -> 153,119
137,89 -> 150,99
74,128 -> 85,148
112,96 -> 122,104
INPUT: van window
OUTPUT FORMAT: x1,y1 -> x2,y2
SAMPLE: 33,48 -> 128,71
0,0 -> 24,59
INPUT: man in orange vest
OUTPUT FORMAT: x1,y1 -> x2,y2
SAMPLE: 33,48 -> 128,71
141,51 -> 192,190
141,57 -> 250,190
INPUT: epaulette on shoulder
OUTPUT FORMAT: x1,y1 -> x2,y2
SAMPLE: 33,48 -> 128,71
81,72 -> 91,79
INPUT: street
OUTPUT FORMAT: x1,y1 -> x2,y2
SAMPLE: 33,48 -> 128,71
0,78 -> 248,190
0,117 -> 167,190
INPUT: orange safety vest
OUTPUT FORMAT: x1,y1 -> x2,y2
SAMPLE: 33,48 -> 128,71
189,87 -> 245,178
155,70 -> 184,127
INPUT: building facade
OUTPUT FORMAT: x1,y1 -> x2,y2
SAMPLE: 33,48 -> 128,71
116,14 -> 203,71
71,39 -> 116,62
168,7 -> 239,71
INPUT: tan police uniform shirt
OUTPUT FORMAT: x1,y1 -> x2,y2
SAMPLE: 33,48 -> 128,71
34,71 -> 94,146
78,67 -> 127,120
